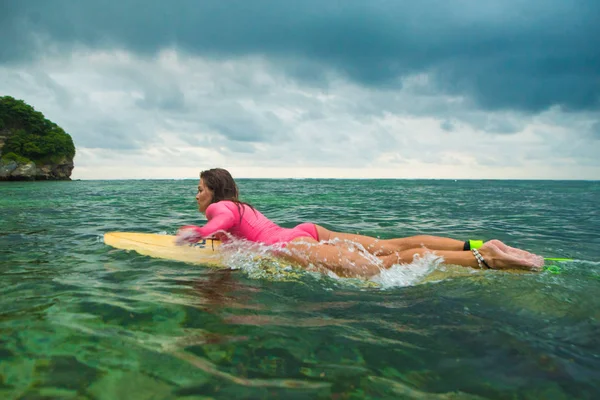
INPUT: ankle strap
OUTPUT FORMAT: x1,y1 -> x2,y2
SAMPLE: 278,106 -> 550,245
472,249 -> 491,269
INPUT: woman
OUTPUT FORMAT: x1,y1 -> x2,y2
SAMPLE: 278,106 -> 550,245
176,168 -> 544,278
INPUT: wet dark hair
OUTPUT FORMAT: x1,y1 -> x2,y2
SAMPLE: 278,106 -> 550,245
200,168 -> 255,219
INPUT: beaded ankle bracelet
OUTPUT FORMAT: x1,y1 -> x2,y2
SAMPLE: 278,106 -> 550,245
472,249 -> 491,269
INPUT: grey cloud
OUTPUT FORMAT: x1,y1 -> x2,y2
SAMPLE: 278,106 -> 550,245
326,78 -> 529,135
468,114 -> 525,135
279,58 -> 333,89
207,119 -> 266,143
77,120 -> 142,150
202,109 -> 285,143
135,87 -> 187,111
27,71 -> 72,108
221,141 -> 258,154
591,121 -> 600,139
92,66 -> 189,112
2,0 -> 598,113
440,120 -> 455,132
1,44 -> 597,176
0,69 -> 69,107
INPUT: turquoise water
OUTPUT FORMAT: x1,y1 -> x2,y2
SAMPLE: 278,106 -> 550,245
1,179 -> 599,399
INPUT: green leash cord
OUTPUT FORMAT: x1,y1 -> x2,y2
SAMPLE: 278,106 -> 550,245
543,258 -> 573,274
544,265 -> 562,274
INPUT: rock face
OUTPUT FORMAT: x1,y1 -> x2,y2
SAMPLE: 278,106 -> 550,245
0,158 -> 74,181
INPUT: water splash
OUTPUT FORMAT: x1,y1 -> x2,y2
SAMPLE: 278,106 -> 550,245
371,252 -> 447,289
212,234 -> 457,289
216,235 -> 306,282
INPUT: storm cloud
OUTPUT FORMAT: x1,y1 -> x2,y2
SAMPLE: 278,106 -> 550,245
2,0 -> 599,113
1,0 -> 599,179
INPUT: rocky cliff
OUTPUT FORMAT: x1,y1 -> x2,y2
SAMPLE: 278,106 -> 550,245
0,97 -> 75,181
0,155 -> 75,181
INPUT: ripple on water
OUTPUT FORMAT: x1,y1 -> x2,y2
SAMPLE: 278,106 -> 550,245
1,179 -> 599,398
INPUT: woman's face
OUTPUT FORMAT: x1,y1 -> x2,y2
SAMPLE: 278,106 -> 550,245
196,178 -> 214,213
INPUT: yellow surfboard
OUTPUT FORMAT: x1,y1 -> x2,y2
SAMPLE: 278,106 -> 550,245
105,232 -> 539,284
103,232 -> 224,267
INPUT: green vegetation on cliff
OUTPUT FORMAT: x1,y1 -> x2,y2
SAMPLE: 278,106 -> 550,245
0,96 -> 75,164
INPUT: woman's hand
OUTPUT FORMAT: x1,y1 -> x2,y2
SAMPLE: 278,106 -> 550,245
175,225 -> 204,245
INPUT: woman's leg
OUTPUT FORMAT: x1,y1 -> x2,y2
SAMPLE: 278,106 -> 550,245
282,237 -> 543,279
282,237 -> 387,278
433,241 -> 544,271
315,225 -> 465,255
382,241 -> 543,275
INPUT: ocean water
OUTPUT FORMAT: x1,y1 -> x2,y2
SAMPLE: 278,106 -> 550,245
1,179 -> 599,399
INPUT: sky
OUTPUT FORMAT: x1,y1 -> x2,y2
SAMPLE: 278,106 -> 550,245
1,0 -> 599,180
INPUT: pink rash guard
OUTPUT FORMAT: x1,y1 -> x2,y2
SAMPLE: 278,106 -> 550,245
192,201 -> 319,245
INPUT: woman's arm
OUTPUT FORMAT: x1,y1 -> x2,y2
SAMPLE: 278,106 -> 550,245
176,202 -> 237,244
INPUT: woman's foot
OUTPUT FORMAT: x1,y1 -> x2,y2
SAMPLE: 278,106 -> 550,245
485,239 -> 537,259
478,241 -> 544,271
